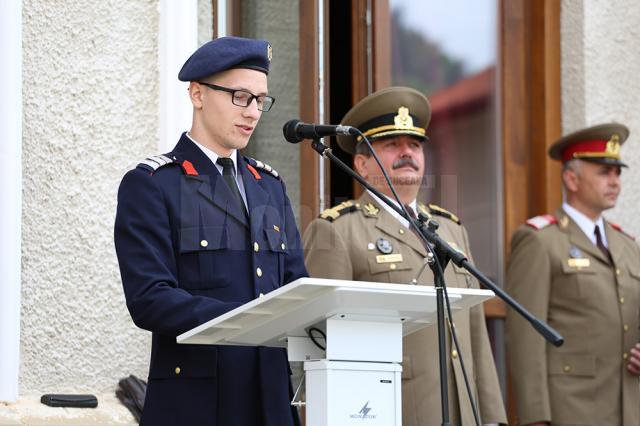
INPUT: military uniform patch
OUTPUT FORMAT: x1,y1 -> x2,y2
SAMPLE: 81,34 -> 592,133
609,222 -> 635,240
525,214 -> 557,230
376,237 -> 393,254
319,201 -> 358,222
245,157 -> 280,179
427,203 -> 460,224
137,154 -> 175,173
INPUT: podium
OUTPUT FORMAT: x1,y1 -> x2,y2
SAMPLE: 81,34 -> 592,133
177,277 -> 494,425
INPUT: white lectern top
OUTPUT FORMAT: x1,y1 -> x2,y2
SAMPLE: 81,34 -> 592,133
177,277 -> 494,347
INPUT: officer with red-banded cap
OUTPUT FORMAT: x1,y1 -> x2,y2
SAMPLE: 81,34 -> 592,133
506,123 -> 640,426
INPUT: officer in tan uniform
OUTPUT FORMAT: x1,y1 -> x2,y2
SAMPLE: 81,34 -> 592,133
303,87 -> 506,426
506,123 -> 640,426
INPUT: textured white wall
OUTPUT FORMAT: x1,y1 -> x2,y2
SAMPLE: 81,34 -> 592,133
21,0 -> 158,393
562,0 -> 640,235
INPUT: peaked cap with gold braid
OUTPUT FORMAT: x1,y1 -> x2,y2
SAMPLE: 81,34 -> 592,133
337,86 -> 431,154
548,122 -> 630,167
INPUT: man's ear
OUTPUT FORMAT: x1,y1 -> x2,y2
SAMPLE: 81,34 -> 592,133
188,82 -> 204,109
562,168 -> 579,193
353,154 -> 369,179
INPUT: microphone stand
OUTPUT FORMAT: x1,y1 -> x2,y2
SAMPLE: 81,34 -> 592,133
307,137 -> 564,425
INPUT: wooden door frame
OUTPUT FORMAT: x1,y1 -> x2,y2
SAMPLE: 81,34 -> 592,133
502,0 -> 562,252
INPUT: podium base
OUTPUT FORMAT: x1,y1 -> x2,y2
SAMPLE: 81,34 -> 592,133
304,360 -> 402,426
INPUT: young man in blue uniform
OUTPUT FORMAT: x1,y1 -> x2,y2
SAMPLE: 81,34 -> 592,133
114,36 -> 307,426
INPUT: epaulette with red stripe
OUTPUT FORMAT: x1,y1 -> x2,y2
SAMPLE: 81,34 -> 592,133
525,214 -> 557,230
137,154 -> 199,176
137,154 -> 175,173
609,222 -> 635,240
244,157 -> 280,180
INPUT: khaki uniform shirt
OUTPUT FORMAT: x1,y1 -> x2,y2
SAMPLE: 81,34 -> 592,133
506,208 -> 640,425
303,192 -> 506,426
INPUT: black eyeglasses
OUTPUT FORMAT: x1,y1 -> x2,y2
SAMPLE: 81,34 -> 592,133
197,82 -> 275,112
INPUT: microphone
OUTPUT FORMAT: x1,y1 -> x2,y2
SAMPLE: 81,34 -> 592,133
282,119 -> 357,143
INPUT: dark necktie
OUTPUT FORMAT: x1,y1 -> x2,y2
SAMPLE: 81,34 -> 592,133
216,157 -> 248,218
404,204 -> 425,241
594,224 -> 611,262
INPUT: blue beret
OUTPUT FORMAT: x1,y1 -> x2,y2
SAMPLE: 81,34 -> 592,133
178,36 -> 272,82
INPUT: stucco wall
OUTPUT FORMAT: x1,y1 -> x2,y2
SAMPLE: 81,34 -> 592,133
21,1 -> 157,393
562,0 -> 640,235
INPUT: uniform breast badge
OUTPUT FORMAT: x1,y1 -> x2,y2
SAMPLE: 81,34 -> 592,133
376,237 -> 393,254
567,246 -> 590,268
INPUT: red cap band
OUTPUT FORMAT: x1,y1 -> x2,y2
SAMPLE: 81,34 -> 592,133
561,139 -> 608,162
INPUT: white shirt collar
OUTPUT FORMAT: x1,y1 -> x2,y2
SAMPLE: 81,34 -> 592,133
186,132 -> 238,176
367,190 -> 417,228
562,202 -> 608,247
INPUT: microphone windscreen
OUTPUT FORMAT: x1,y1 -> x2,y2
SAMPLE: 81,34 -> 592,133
282,119 -> 302,143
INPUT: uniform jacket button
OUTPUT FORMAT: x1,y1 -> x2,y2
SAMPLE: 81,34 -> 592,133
256,267 -> 263,277
175,367 -> 181,375
200,240 -> 208,247
281,243 -> 286,250
254,242 -> 259,252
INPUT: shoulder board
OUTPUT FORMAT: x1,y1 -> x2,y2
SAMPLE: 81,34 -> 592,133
417,203 -> 432,219
245,157 -> 280,179
137,154 -> 199,176
319,201 -> 358,222
137,154 -> 175,173
609,222 -> 636,240
525,214 -> 557,230
427,203 -> 460,224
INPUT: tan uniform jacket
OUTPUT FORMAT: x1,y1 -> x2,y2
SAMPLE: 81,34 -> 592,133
303,192 -> 506,426
506,208 -> 640,426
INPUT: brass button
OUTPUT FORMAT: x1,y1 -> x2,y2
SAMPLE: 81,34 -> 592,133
253,242 -> 259,252
367,243 -> 375,251
616,268 -> 621,276
624,324 -> 629,332
623,352 -> 629,360
256,267 -> 263,277
200,240 -> 208,247
451,350 -> 458,359
390,264 -> 397,270
563,365 -> 571,373
175,367 -> 181,375
399,229 -> 405,235
281,243 -> 286,250
620,297 -> 625,304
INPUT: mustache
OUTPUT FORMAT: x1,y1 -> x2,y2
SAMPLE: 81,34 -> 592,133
392,157 -> 419,171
